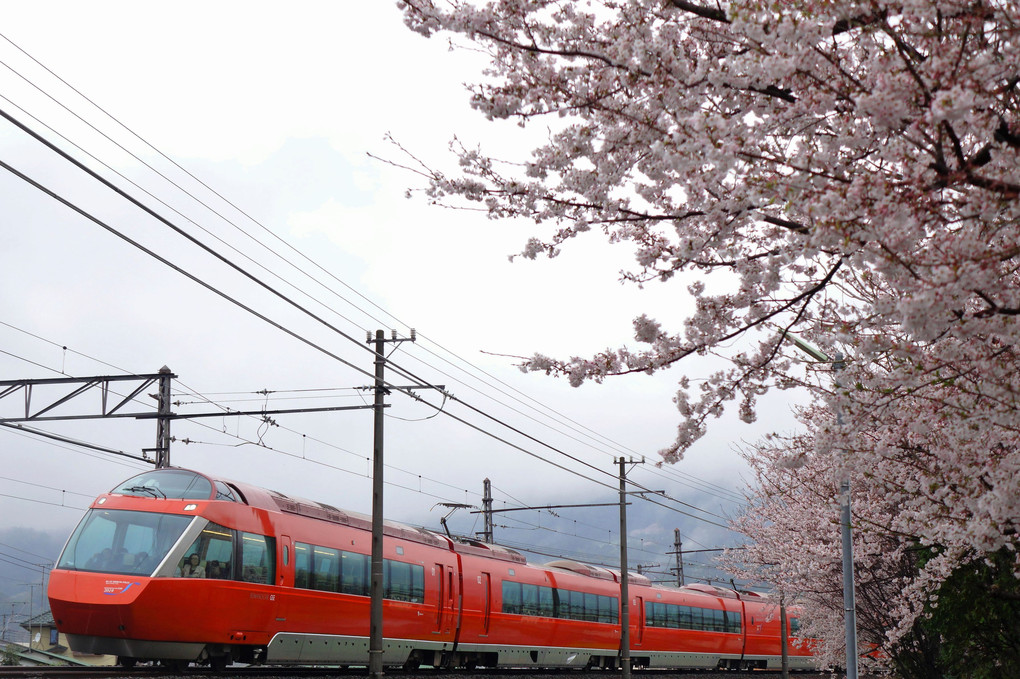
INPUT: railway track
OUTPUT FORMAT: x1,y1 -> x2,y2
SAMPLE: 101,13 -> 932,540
0,668 -> 849,679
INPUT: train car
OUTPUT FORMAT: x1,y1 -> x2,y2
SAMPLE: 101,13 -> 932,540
48,467 -> 815,670
634,582 -> 814,671
48,467 -> 460,669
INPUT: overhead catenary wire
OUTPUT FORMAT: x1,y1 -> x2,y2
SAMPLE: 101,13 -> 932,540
0,324 -> 622,543
0,107 -> 628,494
0,30 -> 659,471
0,139 -> 750,538
0,34 -> 750,515
0,84 -> 742,536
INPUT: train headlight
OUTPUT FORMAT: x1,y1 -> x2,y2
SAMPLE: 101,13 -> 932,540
184,504 -> 198,511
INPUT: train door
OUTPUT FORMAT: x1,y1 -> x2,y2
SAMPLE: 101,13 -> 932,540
738,600 -> 749,662
481,572 -> 491,636
434,563 -> 446,634
633,596 -> 645,646
278,535 -> 291,586
443,567 -> 457,635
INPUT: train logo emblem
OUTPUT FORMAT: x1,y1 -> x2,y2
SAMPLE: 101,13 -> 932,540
103,580 -> 140,596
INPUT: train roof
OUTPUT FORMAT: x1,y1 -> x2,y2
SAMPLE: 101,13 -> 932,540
546,560 -> 653,587
110,469 -> 755,594
109,468 -> 448,550
449,538 -> 528,564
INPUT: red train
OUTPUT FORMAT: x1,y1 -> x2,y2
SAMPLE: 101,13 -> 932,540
48,468 -> 815,670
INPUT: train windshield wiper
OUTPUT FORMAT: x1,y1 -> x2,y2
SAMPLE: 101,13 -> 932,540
123,485 -> 166,499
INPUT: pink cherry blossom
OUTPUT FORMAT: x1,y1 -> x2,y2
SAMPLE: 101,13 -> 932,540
395,0 -> 1020,666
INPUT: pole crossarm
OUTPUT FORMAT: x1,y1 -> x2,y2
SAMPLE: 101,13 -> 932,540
0,372 -> 174,423
472,502 -> 628,514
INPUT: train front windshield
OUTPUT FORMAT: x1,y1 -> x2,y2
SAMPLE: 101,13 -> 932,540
57,509 -> 194,577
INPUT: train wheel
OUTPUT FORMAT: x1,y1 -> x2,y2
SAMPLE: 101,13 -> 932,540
160,659 -> 188,672
209,654 -> 230,672
117,657 -> 137,668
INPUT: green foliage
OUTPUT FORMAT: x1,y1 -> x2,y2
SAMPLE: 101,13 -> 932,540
881,547 -> 1020,679
1,643 -> 20,666
924,549 -> 1020,679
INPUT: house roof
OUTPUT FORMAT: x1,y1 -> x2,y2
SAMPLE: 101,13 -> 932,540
19,609 -> 55,628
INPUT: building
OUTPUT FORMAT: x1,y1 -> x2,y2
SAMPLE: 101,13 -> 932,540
18,610 -> 115,666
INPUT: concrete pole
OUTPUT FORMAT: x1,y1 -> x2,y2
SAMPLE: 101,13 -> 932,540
482,478 -> 493,543
619,457 -> 631,679
840,479 -> 859,679
780,592 -> 789,679
369,331 -> 386,679
155,366 -> 172,468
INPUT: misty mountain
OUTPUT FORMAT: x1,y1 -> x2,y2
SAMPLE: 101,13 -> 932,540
0,526 -> 68,643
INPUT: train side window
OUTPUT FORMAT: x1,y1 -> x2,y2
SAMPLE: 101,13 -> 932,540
666,603 -> 680,629
790,616 -> 800,635
645,602 -> 659,627
385,560 -> 410,601
693,607 -> 708,631
412,563 -> 424,603
341,551 -> 369,596
521,584 -> 539,615
240,532 -> 275,585
569,590 -> 586,621
584,592 -> 599,622
204,526 -> 234,579
600,596 -> 619,624
678,605 -> 693,630
726,610 -> 742,634
213,481 -> 240,502
294,543 -> 311,589
554,588 -> 570,619
539,586 -> 555,617
502,581 -> 522,614
311,546 -> 340,592
381,560 -> 424,603
177,522 -> 234,579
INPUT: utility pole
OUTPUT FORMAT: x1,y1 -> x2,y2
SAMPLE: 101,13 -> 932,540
780,591 -> 790,679
671,529 -> 685,586
24,584 -> 35,649
155,366 -> 173,468
367,329 -> 416,679
785,333 -> 857,679
480,478 -> 493,543
618,456 -> 644,679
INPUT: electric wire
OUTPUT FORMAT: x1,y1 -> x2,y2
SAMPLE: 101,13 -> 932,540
0,35 -> 750,513
0,86 -> 372,339
0,113 -> 744,535
0,31 -> 391,331
0,92 -> 738,534
0,109 -> 633,502
0,541 -> 52,563
1,423 -> 149,464
0,324 -> 623,543
0,552 -> 40,569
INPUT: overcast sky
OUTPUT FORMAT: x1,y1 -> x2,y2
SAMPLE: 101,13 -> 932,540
0,2 -> 807,585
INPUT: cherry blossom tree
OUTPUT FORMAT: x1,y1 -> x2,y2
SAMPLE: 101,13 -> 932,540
725,417 -> 936,672
396,0 -> 1020,667
729,350 -> 1020,674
